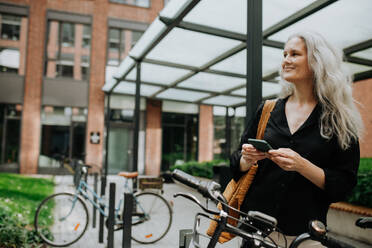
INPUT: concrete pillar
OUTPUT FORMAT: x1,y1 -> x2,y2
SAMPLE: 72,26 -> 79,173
19,0 -> 47,174
353,78 -> 372,157
198,105 -> 214,162
85,0 -> 108,169
145,99 -> 162,176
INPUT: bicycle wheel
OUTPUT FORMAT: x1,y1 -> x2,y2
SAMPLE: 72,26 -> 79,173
131,192 -> 172,244
34,192 -> 89,247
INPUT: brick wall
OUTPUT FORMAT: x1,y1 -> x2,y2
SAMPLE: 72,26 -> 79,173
353,78 -> 372,158
198,105 -> 214,162
145,99 -> 162,176
19,0 -> 47,174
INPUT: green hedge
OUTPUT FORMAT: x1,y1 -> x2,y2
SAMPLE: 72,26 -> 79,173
170,159 -> 228,179
346,158 -> 372,208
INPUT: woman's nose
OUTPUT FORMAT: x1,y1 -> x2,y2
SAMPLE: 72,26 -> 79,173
283,55 -> 292,64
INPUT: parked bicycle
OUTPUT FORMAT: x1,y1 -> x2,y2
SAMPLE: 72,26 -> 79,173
172,169 -> 372,248
34,159 -> 173,247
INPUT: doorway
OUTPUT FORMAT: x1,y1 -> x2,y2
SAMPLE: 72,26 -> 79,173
107,122 -> 133,174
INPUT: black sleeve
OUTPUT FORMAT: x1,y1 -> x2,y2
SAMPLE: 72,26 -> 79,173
323,139 -> 360,203
229,102 -> 265,181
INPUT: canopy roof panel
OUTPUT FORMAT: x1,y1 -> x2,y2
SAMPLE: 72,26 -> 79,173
104,0 -> 372,108
146,28 -> 241,67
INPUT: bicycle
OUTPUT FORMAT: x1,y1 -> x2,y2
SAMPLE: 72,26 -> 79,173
171,169 -> 372,248
34,160 -> 173,247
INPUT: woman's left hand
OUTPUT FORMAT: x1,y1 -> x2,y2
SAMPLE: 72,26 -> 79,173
267,148 -> 305,172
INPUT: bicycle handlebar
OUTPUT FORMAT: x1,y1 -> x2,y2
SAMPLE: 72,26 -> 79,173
172,169 -> 222,200
322,236 -> 356,248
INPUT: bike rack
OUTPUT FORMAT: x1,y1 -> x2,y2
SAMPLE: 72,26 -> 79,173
107,183 -> 116,247
105,182 -> 134,248
93,172 -> 98,228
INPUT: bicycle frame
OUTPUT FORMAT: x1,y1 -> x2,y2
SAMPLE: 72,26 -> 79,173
75,173 -> 148,224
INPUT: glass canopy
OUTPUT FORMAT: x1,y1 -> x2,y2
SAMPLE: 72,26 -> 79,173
103,0 -> 372,108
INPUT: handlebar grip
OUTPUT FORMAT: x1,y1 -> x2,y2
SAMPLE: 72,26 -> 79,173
172,169 -> 201,190
324,236 -> 356,248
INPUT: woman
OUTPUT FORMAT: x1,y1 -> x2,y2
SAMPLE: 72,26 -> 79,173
231,31 -> 363,247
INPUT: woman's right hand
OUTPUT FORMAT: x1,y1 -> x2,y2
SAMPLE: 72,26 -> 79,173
239,144 -> 266,171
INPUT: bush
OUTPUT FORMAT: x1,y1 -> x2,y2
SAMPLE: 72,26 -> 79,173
0,205 -> 51,248
346,169 -> 372,208
170,159 -> 228,179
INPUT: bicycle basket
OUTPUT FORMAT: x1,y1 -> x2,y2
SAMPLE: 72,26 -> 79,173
138,176 -> 163,190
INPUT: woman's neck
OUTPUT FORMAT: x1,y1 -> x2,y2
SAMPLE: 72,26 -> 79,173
289,80 -> 317,105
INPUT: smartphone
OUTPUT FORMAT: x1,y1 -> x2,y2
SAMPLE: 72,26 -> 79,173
247,138 -> 273,152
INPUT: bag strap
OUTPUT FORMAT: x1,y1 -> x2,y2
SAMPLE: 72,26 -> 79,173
256,99 -> 277,139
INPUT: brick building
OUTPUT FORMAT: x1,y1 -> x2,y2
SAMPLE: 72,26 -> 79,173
0,0 -> 371,176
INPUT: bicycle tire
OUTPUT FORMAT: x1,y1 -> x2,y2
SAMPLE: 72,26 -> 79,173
34,192 -> 89,247
131,191 -> 172,244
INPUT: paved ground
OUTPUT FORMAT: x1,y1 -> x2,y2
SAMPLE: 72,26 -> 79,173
51,175 -> 241,248
49,175 -> 370,248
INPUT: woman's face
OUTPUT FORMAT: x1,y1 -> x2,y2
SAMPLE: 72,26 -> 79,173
281,37 -> 313,83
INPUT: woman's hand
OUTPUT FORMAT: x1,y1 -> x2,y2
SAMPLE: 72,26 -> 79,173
267,148 -> 305,172
267,148 -> 325,189
239,144 -> 266,171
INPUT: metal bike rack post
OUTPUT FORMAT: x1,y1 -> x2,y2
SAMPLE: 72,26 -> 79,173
122,193 -> 133,248
107,183 -> 116,248
93,172 -> 98,228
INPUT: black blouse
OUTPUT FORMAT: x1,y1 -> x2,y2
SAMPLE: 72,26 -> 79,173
230,97 -> 360,235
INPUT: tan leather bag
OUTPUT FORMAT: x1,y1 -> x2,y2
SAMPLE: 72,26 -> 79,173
206,99 -> 277,243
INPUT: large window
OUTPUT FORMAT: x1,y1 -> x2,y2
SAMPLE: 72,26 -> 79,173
45,21 -> 91,80
0,104 -> 22,170
162,113 -> 198,171
106,27 -> 143,80
39,106 -> 87,168
213,110 -> 245,160
0,14 -> 21,40
110,0 -> 150,8
0,14 -> 27,75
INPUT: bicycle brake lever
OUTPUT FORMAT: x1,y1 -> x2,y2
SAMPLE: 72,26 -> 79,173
174,192 -> 219,215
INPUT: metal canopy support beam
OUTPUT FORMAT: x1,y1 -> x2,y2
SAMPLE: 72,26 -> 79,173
263,0 -> 338,38
263,39 -> 285,49
246,0 -> 262,124
225,107 -> 231,159
344,39 -> 372,55
353,69 -> 372,82
133,62 -> 141,174
344,56 -> 372,67
160,16 -> 246,42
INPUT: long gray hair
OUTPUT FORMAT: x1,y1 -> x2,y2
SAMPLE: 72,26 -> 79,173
279,31 -> 363,149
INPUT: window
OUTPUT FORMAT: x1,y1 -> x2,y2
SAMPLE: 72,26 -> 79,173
45,21 -> 91,80
110,0 -> 150,8
161,113 -> 198,171
0,104 -> 22,166
0,13 -> 27,76
0,47 -> 20,74
131,30 -> 143,48
39,106 -> 87,168
61,23 -> 75,47
0,14 -> 21,40
106,28 -> 143,80
82,25 -> 91,48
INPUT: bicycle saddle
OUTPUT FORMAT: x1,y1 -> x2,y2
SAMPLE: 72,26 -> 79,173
118,171 -> 138,178
356,217 -> 372,229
